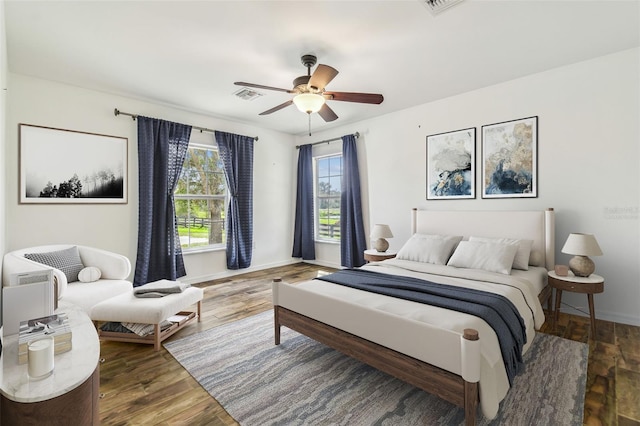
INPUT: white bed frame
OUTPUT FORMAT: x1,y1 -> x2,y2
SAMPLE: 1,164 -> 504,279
273,208 -> 555,425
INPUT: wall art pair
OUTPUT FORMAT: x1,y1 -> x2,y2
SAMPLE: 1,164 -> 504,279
426,116 -> 537,200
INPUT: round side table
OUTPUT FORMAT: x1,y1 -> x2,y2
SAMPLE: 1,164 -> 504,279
364,249 -> 397,262
547,270 -> 604,336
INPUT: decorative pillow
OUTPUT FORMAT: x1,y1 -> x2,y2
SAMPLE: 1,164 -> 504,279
447,241 -> 518,275
468,236 -> 533,270
78,266 -> 102,283
529,250 -> 543,267
396,234 -> 463,265
24,246 -> 85,283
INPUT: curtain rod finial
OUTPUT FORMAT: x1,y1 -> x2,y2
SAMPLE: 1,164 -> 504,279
114,108 -> 120,116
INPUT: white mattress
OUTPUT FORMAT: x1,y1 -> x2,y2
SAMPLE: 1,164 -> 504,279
272,260 -> 547,419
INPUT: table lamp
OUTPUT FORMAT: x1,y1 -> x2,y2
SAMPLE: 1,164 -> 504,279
370,224 -> 393,252
561,233 -> 603,277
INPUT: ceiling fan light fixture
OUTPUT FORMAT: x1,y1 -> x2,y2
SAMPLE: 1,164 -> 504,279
293,93 -> 325,114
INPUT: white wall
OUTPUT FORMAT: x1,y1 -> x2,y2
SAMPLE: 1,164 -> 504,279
297,48 -> 640,326
0,0 -> 7,331
4,74 -> 298,284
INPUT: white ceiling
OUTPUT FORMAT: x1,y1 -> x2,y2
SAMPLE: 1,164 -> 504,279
5,0 -> 639,136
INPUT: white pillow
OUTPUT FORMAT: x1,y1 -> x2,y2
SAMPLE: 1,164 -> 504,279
396,234 -> 463,265
447,241 -> 518,275
78,266 -> 102,283
468,236 -> 533,270
529,250 -> 543,267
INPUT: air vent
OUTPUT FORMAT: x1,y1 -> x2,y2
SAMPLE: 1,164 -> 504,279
234,87 -> 263,101
421,0 -> 464,15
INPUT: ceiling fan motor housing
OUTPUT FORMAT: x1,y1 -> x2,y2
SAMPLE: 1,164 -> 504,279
293,75 -> 312,93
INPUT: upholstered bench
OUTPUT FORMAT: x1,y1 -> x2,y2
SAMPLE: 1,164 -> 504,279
90,286 -> 203,350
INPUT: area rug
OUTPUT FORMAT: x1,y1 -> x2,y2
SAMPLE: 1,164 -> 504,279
164,310 -> 588,425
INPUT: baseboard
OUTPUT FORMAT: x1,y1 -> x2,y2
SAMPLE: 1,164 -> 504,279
301,259 -> 343,270
180,259 -> 301,285
558,305 -> 640,327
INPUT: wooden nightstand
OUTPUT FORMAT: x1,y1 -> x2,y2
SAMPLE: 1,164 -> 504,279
364,249 -> 397,262
548,270 -> 604,336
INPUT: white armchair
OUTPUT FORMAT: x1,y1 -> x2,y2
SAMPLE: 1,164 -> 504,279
2,245 -> 133,313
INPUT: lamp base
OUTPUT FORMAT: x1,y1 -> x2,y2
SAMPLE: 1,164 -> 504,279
569,255 -> 595,277
374,238 -> 389,252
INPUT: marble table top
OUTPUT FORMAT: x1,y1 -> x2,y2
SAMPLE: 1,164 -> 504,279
1,302 -> 100,403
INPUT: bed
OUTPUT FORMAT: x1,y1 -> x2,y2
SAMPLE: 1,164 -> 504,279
272,208 -> 555,425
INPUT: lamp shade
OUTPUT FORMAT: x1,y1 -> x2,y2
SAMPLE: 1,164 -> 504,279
293,93 -> 325,113
370,224 -> 393,239
561,233 -> 603,256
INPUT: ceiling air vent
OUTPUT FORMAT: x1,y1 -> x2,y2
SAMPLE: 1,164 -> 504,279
421,0 -> 465,15
234,87 -> 263,101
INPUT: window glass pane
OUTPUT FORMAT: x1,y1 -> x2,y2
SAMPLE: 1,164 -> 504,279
329,176 -> 341,195
314,153 -> 342,242
207,171 -> 226,195
317,177 -> 330,196
207,199 -> 226,245
175,145 -> 227,250
317,157 -> 329,177
329,156 -> 342,175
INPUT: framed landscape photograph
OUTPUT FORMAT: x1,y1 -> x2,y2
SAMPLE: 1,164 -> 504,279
19,124 -> 128,204
426,127 -> 475,200
481,116 -> 538,199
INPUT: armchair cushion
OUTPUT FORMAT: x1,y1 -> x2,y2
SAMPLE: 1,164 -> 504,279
24,246 -> 84,283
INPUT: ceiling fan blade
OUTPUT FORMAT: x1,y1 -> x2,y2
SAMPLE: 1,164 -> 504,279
259,100 -> 293,115
308,64 -> 339,91
318,103 -> 338,122
324,91 -> 384,104
234,82 -> 293,93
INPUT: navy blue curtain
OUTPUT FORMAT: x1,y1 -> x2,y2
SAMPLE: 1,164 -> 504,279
340,134 -> 367,267
215,131 -> 254,269
134,117 -> 191,286
292,145 -> 316,260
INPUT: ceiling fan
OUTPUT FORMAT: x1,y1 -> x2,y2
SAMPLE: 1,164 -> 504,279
234,54 -> 384,124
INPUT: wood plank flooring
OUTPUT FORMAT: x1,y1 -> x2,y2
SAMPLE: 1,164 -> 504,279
98,263 -> 640,425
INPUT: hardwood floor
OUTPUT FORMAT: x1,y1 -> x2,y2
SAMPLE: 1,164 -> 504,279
98,263 -> 640,425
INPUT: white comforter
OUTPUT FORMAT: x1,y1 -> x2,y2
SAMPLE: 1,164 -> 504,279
272,259 -> 547,419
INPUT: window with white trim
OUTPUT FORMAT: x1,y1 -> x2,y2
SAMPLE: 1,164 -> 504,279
174,144 -> 227,250
315,153 -> 342,242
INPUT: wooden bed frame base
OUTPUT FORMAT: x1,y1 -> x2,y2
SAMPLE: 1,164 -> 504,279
274,305 -> 479,426
274,285 -> 551,426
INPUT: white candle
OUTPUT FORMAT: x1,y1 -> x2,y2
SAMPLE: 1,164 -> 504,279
28,337 -> 54,379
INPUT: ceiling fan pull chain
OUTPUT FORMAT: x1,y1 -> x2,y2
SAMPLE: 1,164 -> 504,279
308,113 -> 312,136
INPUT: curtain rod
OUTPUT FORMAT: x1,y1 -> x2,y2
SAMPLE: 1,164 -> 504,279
114,108 -> 259,141
296,132 -> 359,149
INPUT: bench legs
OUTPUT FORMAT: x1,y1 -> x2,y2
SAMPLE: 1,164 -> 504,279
95,300 -> 203,351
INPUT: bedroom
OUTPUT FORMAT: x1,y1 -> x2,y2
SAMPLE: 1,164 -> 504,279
0,0 -> 638,424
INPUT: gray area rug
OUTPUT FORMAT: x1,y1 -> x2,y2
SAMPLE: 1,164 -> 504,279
164,310 -> 587,425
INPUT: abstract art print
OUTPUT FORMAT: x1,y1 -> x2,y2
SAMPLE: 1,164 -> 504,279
426,127 -> 475,200
481,116 -> 537,198
20,124 -> 128,204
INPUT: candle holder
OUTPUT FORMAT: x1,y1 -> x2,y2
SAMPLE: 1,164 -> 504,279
28,336 -> 55,380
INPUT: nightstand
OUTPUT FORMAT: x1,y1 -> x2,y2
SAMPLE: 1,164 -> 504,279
548,270 -> 604,335
364,249 -> 397,262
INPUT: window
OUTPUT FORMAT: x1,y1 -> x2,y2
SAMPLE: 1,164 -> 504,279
315,154 -> 342,242
174,144 -> 227,250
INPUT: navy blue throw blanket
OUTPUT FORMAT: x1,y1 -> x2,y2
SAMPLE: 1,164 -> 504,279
316,269 -> 527,385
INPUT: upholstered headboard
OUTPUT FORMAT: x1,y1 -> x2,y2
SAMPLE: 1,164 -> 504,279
411,208 -> 555,271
